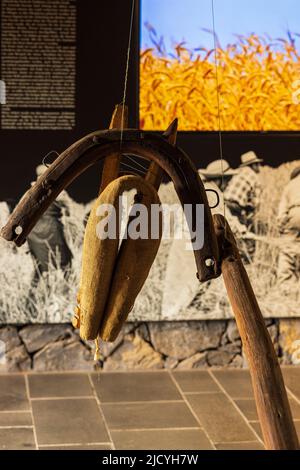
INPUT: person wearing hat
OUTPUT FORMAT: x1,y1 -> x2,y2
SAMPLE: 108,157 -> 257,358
277,165 -> 300,285
225,151 -> 263,228
27,165 -> 73,300
199,160 -> 246,235
199,159 -> 237,213
163,159 -> 243,319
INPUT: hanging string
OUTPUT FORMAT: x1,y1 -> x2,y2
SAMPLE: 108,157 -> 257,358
211,0 -> 226,221
120,160 -> 147,176
120,0 -> 136,148
123,153 -> 149,172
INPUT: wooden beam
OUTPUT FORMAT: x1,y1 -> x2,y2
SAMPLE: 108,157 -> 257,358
213,213 -> 299,450
145,119 -> 178,190
1,130 -> 220,282
98,104 -> 128,194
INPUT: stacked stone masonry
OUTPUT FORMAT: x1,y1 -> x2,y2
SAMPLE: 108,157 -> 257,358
0,320 -> 299,372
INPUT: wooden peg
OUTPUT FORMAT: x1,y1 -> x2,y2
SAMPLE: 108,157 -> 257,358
213,214 -> 299,450
98,104 -> 128,194
145,119 -> 178,190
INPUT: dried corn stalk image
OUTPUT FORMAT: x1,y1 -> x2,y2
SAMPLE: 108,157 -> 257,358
140,0 -> 300,132
140,33 -> 300,131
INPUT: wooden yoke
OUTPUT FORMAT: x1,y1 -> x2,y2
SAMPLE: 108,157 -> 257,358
99,104 -> 128,194
96,118 -> 178,342
1,128 -> 220,283
213,214 -> 299,450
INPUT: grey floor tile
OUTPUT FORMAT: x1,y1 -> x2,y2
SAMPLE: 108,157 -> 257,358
0,375 -> 29,411
172,371 -> 221,393
28,373 -> 92,398
0,411 -> 32,426
32,398 -> 109,446
102,402 -> 198,430
91,372 -> 181,403
212,370 -> 253,399
186,393 -> 256,443
39,444 -> 112,450
111,429 -> 213,450
215,441 -> 264,450
282,368 -> 300,401
0,428 -> 35,450
235,397 -> 300,421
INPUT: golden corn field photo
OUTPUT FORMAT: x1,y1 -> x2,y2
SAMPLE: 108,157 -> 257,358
140,34 -> 300,131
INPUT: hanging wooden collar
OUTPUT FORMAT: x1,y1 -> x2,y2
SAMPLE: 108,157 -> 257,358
1,105 -> 299,450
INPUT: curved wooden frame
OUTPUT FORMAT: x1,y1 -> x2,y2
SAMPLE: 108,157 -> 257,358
214,214 -> 299,450
1,129 -> 220,282
1,126 -> 299,450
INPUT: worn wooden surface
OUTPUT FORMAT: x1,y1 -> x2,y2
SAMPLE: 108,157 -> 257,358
78,175 -> 161,341
213,214 -> 299,450
99,177 -> 162,342
1,130 -> 220,282
96,118 -> 176,341
99,104 -> 128,194
145,119 -> 178,190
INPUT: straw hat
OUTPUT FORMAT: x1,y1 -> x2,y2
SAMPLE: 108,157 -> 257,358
290,166 -> 300,180
239,151 -> 263,168
199,159 -> 238,179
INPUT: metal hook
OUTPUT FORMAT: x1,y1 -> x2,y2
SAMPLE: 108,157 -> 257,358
42,150 -> 60,168
205,188 -> 220,209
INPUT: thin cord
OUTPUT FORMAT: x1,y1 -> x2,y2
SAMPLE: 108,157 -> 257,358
123,152 -> 149,162
211,0 -> 226,220
120,0 -> 136,148
123,154 -> 149,172
120,161 -> 146,175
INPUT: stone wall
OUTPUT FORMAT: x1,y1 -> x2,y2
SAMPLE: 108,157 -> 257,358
0,320 -> 299,372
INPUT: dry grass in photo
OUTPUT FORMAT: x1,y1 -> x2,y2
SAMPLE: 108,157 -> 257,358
0,161 -> 299,323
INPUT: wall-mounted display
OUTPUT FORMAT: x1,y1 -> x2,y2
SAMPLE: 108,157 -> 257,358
140,0 -> 300,131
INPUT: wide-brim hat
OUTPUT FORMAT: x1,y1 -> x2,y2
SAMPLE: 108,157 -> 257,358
199,159 -> 238,179
239,151 -> 263,168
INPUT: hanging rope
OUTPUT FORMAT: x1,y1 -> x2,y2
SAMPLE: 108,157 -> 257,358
120,0 -> 136,148
211,0 -> 226,221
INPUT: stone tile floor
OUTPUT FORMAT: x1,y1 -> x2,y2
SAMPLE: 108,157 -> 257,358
0,367 -> 299,450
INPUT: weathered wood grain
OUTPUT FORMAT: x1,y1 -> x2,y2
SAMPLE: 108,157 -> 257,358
213,214 -> 299,450
1,130 -> 220,282
98,104 -> 128,194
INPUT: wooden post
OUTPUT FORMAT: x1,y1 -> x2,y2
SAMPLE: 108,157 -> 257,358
213,214 -> 299,450
99,104 -> 128,194
145,119 -> 178,190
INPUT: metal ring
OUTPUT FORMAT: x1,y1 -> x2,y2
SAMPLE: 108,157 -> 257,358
205,188 -> 220,209
42,150 -> 60,168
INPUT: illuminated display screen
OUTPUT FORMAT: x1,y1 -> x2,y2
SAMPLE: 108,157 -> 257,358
140,0 -> 300,131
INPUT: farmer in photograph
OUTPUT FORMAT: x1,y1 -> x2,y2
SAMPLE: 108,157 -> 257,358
277,166 -> 300,286
199,159 -> 236,212
27,165 -> 73,286
225,151 -> 263,230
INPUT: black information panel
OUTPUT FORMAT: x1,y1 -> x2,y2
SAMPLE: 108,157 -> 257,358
1,0 -> 76,130
0,0 -> 298,204
0,0 -> 138,203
